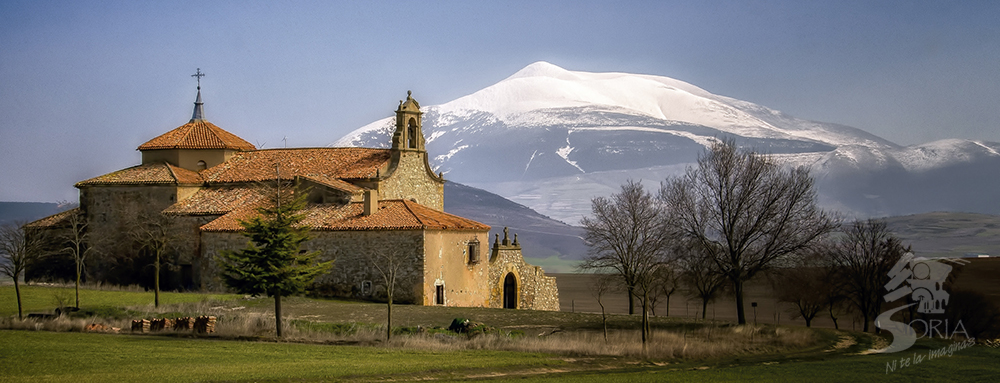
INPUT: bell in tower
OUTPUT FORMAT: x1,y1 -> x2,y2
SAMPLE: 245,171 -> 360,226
392,91 -> 425,152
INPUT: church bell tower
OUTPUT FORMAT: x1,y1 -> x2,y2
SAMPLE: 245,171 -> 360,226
392,91 -> 425,152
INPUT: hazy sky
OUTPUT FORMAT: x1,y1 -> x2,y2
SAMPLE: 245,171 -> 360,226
2,1 -> 999,202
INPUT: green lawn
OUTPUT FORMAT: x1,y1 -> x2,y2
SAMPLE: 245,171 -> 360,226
0,330 -> 564,383
0,285 -> 239,317
2,330 -> 997,382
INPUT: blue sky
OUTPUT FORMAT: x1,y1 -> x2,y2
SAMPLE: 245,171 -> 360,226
2,1 -> 999,202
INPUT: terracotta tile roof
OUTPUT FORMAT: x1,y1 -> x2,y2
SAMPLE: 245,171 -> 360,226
201,199 -> 489,233
25,208 -> 80,229
300,175 -> 364,194
75,162 -> 204,187
163,186 -> 265,216
137,120 -> 256,151
201,148 -> 391,184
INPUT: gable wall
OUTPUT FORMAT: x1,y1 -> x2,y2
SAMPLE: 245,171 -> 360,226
380,151 -> 443,210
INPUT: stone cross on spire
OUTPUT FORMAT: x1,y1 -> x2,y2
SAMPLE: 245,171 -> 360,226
190,68 -> 206,122
192,68 -> 205,89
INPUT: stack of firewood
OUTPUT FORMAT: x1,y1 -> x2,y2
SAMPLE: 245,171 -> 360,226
194,316 -> 217,333
149,318 -> 175,331
131,319 -> 150,333
174,317 -> 195,331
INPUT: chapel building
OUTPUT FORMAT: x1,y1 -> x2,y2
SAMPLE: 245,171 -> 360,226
29,85 -> 559,311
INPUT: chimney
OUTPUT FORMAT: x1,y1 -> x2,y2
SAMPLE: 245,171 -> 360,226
363,189 -> 378,216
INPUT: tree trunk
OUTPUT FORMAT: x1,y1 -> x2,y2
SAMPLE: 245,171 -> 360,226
75,261 -> 81,309
664,294 -> 671,317
275,293 -> 283,338
386,294 -> 393,341
734,280 -> 747,324
701,298 -> 709,319
805,317 -> 812,327
862,312 -> 870,332
641,291 -> 649,353
627,286 -> 635,315
601,306 -> 608,343
154,252 -> 160,308
14,277 -> 23,321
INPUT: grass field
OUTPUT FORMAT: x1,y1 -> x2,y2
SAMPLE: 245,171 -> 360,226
1,330 -> 997,382
3,280 -> 998,382
0,284 -> 239,317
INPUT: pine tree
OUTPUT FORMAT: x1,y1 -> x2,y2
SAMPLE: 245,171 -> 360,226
220,185 -> 332,337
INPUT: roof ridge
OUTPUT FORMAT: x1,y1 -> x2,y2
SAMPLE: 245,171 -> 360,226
401,199 -> 431,229
164,161 -> 180,183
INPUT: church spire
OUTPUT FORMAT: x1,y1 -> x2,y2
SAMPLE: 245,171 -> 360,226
190,68 -> 205,122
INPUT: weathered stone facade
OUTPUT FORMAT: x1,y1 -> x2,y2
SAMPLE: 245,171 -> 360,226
29,88 -> 559,311
487,229 -> 561,311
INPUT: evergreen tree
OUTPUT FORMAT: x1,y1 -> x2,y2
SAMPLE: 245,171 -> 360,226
220,186 -> 332,337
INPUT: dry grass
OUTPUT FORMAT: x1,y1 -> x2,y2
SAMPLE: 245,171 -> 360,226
381,325 -> 815,360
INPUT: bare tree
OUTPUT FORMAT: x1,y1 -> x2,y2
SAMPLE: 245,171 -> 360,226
829,218 -> 908,332
648,264 -> 681,317
364,248 -> 408,341
590,273 -> 616,343
770,263 -> 829,327
126,209 -> 176,308
678,241 -> 727,319
660,140 -> 837,324
580,180 -> 669,315
0,222 -> 47,320
61,210 -> 94,309
579,180 -> 671,349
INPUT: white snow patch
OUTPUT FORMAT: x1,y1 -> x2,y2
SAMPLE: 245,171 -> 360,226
556,136 -> 585,173
435,145 -> 469,162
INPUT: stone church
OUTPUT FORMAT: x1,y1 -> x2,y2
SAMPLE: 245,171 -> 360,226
30,84 -> 559,311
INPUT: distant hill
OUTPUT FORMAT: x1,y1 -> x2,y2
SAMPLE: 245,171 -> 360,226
884,211 -> 1000,258
0,202 -> 68,226
444,181 -> 587,262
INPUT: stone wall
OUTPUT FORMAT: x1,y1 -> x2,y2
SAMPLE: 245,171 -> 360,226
201,229 -> 428,302
380,151 -> 444,210
79,185 -> 182,285
422,230 -> 491,307
487,230 -> 560,311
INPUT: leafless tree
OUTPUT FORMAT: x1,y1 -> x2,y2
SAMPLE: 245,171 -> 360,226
590,273 -> 617,343
829,218 -> 908,332
660,140 -> 837,324
648,264 -> 681,317
364,248 -> 408,341
579,180 -> 671,349
126,207 -> 178,308
0,222 -> 47,320
769,253 -> 832,327
678,241 -> 727,319
61,210 -> 94,309
580,179 -> 670,315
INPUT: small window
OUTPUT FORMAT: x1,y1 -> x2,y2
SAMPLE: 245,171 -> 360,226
196,160 -> 207,170
435,285 -> 445,305
362,281 -> 372,296
467,241 -> 480,264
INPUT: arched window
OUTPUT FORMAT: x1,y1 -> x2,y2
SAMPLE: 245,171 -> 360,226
196,160 -> 207,170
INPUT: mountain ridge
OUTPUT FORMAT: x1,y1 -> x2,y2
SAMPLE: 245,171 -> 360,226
337,62 -> 1000,222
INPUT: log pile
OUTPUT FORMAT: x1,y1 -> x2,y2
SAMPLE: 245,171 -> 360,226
174,317 -> 195,331
194,316 -> 217,333
131,319 -> 150,333
150,318 -> 175,331
130,316 -> 216,334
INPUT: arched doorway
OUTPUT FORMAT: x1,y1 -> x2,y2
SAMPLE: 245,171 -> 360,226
503,273 -> 517,309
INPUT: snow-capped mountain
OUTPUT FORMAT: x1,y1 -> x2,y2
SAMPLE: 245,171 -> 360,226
336,62 -> 1000,223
